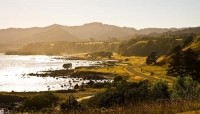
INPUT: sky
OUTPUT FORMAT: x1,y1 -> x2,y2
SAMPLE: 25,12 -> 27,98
0,0 -> 200,29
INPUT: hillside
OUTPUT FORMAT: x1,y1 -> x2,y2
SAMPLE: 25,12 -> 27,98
0,22 -> 179,43
184,35 -> 200,54
14,26 -> 79,45
165,27 -> 200,35
5,41 -> 120,55
64,22 -> 137,40
0,27 -> 52,43
1,22 -> 200,52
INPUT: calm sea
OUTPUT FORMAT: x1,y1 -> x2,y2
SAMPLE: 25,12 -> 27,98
0,54 -> 104,92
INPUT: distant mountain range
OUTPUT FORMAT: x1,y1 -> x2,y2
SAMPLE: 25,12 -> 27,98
0,22 -> 199,52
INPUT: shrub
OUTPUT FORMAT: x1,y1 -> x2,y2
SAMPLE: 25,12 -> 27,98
172,76 -> 200,98
60,95 -> 83,112
88,88 -> 124,108
74,84 -> 79,89
124,58 -> 129,61
23,93 -> 59,110
114,76 -> 123,82
124,80 -> 149,103
151,80 -> 170,100
92,82 -> 111,88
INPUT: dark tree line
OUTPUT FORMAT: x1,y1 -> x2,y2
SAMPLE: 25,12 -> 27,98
86,51 -> 113,59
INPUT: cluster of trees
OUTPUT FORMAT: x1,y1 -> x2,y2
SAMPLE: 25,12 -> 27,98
62,63 -> 72,70
86,76 -> 200,108
146,52 -> 158,65
5,41 -> 119,55
167,46 -> 200,80
55,76 -> 199,112
86,51 -> 113,59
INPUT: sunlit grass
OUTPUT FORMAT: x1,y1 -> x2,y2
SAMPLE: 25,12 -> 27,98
112,53 -> 146,65
75,65 -> 129,78
0,88 -> 105,101
55,88 -> 105,100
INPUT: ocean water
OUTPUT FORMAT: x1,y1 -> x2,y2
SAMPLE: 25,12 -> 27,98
0,54 -> 105,92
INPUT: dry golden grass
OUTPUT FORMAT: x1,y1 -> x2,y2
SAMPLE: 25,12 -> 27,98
54,88 -> 105,99
76,66 -> 128,76
113,53 -> 147,65
59,98 -> 200,114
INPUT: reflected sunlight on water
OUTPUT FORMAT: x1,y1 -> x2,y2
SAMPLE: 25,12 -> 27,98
0,54 -> 105,92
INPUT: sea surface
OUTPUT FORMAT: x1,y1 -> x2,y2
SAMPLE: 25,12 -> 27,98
0,54 -> 105,92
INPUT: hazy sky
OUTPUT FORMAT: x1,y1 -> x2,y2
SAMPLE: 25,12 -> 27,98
0,0 -> 200,29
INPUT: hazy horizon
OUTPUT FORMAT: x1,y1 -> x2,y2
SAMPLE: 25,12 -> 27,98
1,22 -> 200,30
0,0 -> 200,29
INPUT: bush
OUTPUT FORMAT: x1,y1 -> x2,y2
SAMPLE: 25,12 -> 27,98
88,88 -> 124,108
23,93 -> 59,110
151,80 -> 170,100
114,76 -> 124,82
60,95 -> 83,112
88,80 -> 150,108
124,80 -> 149,103
124,58 -> 129,61
74,84 -> 79,89
172,76 -> 200,98
0,94 -> 27,103
92,82 -> 111,88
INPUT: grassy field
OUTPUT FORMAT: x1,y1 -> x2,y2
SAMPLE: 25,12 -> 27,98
0,88 -> 105,103
76,53 -> 176,83
112,53 -> 147,65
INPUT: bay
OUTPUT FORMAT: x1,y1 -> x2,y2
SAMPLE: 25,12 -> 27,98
0,54 -> 104,92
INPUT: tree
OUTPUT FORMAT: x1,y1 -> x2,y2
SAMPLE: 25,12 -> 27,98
182,34 -> 195,48
167,45 -> 184,76
98,51 -> 106,57
118,44 -> 126,55
146,52 -> 158,65
182,48 -> 200,80
63,63 -> 72,70
167,46 -> 200,80
105,52 -> 113,59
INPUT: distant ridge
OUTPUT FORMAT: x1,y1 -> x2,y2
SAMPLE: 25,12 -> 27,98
0,22 -> 180,43
15,26 -> 79,44
0,22 -> 200,52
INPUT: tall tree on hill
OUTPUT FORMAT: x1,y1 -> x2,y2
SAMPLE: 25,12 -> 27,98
105,52 -> 113,59
183,48 -> 200,80
182,34 -> 196,48
167,45 -> 184,76
167,46 -> 200,80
